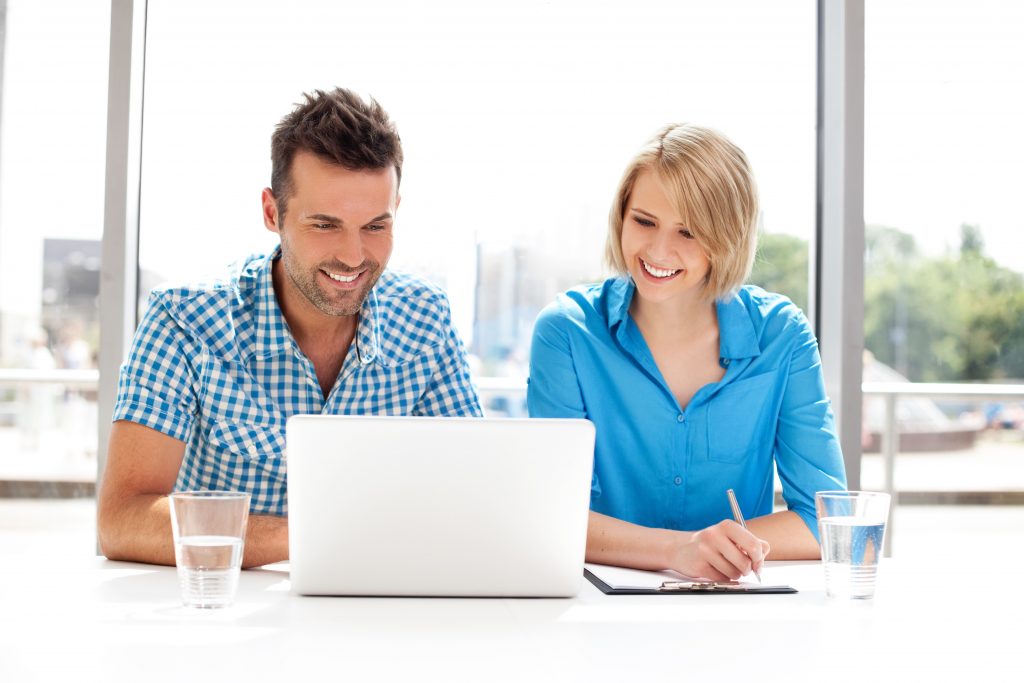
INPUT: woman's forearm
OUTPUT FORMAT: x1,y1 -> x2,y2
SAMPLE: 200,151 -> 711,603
585,510 -> 687,571
745,510 -> 821,560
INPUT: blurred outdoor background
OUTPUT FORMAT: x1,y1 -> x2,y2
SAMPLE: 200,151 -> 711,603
1,1 -> 1022,538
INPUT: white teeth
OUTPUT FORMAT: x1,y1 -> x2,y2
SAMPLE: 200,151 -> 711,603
642,260 -> 679,279
326,271 -> 358,283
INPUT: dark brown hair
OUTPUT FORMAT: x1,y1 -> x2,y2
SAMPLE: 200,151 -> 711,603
270,88 -> 403,218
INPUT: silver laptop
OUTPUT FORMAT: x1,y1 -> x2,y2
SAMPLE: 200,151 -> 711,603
286,415 -> 595,597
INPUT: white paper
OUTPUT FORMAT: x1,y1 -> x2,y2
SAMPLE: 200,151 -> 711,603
584,563 -> 704,590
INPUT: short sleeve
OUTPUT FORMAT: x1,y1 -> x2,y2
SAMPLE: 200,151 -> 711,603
112,293 -> 200,442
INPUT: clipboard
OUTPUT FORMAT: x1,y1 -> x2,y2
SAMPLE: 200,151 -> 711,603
584,567 -> 797,595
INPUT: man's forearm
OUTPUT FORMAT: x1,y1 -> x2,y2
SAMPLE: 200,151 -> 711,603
98,494 -> 176,566
98,495 -> 288,568
240,513 -> 289,568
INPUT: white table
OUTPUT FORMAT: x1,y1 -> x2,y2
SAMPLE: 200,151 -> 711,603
0,558 -> 1017,682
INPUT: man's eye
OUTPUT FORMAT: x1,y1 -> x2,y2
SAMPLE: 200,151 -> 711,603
633,216 -> 655,228
313,223 -> 333,230
366,224 -> 387,232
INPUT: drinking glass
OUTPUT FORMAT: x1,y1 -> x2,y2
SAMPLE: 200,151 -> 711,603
815,491 -> 891,599
168,491 -> 250,609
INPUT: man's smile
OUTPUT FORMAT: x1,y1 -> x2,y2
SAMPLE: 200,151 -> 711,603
321,268 -> 366,289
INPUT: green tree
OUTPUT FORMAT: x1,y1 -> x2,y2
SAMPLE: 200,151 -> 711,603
747,224 -> 1024,382
960,223 -> 984,257
864,223 -> 1024,381
866,223 -> 919,265
864,224 -> 932,379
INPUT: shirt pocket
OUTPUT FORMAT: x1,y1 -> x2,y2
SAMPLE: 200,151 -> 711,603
207,420 -> 287,480
345,354 -> 439,414
706,372 -> 776,464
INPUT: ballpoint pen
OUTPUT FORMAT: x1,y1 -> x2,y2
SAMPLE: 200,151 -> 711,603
726,488 -> 762,583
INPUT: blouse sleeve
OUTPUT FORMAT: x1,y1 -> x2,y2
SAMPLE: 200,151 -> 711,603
773,310 -> 848,541
527,301 -> 601,500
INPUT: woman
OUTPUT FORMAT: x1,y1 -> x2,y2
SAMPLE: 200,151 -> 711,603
528,124 -> 847,581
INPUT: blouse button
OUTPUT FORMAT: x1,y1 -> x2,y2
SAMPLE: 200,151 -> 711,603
676,414 -> 685,423
674,476 -> 683,486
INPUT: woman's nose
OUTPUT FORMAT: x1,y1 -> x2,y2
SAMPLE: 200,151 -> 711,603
647,228 -> 675,262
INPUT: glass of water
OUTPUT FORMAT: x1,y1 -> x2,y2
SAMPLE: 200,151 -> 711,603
815,491 -> 891,600
169,491 -> 250,609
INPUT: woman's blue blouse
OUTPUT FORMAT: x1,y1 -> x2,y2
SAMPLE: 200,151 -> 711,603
527,277 -> 847,540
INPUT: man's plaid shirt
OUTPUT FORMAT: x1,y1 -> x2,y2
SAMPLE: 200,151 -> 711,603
113,248 -> 482,514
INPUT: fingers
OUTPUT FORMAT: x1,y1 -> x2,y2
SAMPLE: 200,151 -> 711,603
757,540 -> 771,572
701,548 -> 746,581
686,521 -> 769,581
711,530 -> 755,578
722,521 -> 771,570
693,563 -> 732,583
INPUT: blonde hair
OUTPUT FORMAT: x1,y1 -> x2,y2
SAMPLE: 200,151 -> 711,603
605,123 -> 759,302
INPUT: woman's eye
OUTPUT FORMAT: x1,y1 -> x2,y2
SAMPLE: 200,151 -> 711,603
633,216 -> 655,228
680,229 -> 694,239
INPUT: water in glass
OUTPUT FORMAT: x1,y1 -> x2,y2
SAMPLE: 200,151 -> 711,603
819,516 -> 886,599
174,535 -> 244,608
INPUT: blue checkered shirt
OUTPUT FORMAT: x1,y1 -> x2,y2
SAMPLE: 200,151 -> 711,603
113,249 -> 482,515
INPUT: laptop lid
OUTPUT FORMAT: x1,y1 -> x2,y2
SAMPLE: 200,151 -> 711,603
286,415 -> 595,597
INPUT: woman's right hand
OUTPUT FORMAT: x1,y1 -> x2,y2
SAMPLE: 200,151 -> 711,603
668,520 -> 770,581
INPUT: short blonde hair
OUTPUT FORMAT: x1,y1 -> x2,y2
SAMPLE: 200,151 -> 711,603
605,123 -> 759,302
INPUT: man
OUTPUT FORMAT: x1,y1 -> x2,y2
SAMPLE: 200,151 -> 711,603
98,88 -> 482,567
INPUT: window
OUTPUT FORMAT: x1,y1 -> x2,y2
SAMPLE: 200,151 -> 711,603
138,0 -> 817,416
0,0 -> 109,487
863,0 -> 1024,495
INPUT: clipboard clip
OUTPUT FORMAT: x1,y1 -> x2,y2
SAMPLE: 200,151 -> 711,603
660,580 -> 740,591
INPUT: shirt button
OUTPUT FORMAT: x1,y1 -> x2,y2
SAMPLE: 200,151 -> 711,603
674,476 -> 683,486
246,441 -> 258,458
677,414 -> 685,423
720,357 -> 731,367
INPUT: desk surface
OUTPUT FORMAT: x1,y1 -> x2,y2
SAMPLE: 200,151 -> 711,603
0,557 -> 1017,682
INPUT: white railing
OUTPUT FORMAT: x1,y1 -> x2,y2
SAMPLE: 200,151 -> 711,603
0,368 -> 100,388
5,374 -> 1020,475
861,381 -> 1024,554
4,369 -> 1022,530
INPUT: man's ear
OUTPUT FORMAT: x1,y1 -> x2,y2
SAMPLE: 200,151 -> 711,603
262,188 -> 281,233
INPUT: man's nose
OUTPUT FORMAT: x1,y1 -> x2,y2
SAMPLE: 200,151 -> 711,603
333,229 -> 365,268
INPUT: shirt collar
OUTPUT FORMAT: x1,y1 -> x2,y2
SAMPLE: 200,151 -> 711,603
715,289 -> 761,360
354,285 -> 379,366
253,246 -> 380,364
606,275 -> 635,333
254,247 -> 293,358
605,276 -> 759,361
